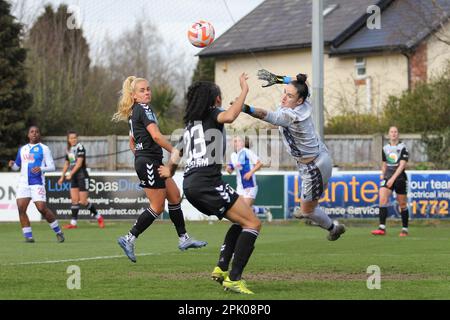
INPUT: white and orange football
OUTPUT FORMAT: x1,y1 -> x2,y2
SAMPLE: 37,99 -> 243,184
187,20 -> 215,48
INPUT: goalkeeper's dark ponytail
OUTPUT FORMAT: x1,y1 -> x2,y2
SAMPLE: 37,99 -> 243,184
296,73 -> 307,84
291,73 -> 309,102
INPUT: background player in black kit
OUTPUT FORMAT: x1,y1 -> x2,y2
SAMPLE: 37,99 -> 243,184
113,76 -> 207,262
372,126 -> 410,237
159,73 -> 261,294
58,131 -> 105,229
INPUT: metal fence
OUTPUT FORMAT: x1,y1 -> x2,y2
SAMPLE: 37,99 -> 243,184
45,133 -> 427,171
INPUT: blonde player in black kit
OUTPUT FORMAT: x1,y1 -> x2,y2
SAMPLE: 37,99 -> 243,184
372,126 -> 410,236
159,73 -> 261,294
113,76 -> 207,263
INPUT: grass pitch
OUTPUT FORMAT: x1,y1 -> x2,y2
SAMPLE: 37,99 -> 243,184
1,219 -> 450,300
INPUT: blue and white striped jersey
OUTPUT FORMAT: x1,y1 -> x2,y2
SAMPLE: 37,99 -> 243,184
229,148 -> 259,189
12,143 -> 55,186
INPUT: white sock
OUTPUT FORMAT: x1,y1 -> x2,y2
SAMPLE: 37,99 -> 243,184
70,219 -> 77,226
125,232 -> 136,243
309,206 -> 334,230
49,221 -> 62,234
22,227 -> 33,238
379,224 -> 386,230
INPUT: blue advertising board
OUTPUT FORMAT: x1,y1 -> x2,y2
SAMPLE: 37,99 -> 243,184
286,171 -> 450,219
409,173 -> 450,218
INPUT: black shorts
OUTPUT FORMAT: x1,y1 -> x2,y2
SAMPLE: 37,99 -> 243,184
381,177 -> 408,195
70,171 -> 90,191
135,157 -> 165,189
183,180 -> 239,220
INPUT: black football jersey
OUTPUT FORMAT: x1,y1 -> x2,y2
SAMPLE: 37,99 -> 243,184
129,103 -> 163,159
382,141 -> 409,179
182,107 -> 226,186
65,143 -> 87,170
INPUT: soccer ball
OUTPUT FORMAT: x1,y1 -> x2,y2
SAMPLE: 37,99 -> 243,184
187,20 -> 215,48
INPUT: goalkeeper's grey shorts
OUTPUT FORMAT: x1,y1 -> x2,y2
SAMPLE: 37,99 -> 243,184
296,151 -> 333,202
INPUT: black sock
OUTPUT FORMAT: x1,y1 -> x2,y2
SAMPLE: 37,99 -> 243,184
71,204 -> 79,220
218,224 -> 242,271
401,208 -> 409,228
86,202 -> 98,217
168,202 -> 186,237
379,207 -> 388,226
130,208 -> 159,237
229,229 -> 259,281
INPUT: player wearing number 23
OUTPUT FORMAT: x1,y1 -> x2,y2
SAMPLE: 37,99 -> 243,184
159,73 -> 261,294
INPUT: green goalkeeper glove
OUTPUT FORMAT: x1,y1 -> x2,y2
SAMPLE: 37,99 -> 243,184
257,69 -> 292,87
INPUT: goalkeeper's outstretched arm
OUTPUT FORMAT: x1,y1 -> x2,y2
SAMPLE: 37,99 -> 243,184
242,104 -> 268,120
242,104 -> 294,127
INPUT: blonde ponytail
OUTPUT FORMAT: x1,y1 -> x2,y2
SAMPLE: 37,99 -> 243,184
112,76 -> 147,122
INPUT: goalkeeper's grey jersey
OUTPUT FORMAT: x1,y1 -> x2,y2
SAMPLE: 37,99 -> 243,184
264,101 -> 327,159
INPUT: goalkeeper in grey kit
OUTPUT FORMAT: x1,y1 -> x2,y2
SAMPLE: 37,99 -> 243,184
244,69 -> 346,241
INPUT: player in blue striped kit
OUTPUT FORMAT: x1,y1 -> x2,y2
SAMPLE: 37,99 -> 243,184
8,126 -> 65,243
227,135 -> 272,222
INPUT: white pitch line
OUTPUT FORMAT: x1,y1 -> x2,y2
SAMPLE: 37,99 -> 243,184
1,252 -> 159,266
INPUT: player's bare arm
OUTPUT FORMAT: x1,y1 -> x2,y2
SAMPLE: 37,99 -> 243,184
67,157 -> 84,180
381,161 -> 387,180
244,105 -> 267,120
217,73 -> 249,124
58,160 -> 70,185
129,135 -> 136,155
147,123 -> 173,153
158,148 -> 181,178
387,160 -> 407,187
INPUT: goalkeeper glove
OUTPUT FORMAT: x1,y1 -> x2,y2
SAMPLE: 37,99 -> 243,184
257,69 -> 292,87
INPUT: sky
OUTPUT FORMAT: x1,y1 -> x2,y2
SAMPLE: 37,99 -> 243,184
11,0 -> 265,65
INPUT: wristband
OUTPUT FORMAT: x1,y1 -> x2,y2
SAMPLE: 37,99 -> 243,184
243,104 -> 255,114
283,76 -> 292,84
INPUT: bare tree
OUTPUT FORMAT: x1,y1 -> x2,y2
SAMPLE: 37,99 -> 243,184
25,4 -> 91,135
98,19 -> 192,131
9,0 -> 45,33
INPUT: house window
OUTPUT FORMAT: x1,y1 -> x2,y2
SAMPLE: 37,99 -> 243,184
355,57 -> 366,77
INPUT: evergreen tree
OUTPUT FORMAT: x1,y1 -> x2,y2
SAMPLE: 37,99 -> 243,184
0,0 -> 32,170
191,57 -> 215,83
